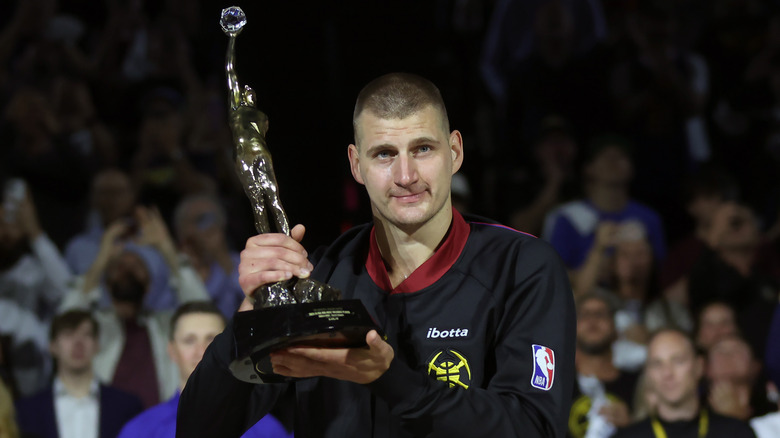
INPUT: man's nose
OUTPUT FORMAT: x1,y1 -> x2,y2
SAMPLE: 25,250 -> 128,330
394,154 -> 418,187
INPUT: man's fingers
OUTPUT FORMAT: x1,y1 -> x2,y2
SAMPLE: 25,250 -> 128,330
239,270 -> 293,294
291,224 -> 306,243
245,233 -> 309,262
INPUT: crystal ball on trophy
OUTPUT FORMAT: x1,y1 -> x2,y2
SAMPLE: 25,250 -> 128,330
220,6 -> 380,384
220,6 -> 247,35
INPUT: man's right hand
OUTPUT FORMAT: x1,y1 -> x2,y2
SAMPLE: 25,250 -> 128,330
237,224 -> 314,312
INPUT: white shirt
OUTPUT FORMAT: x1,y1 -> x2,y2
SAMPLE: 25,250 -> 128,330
751,412 -> 780,438
53,378 -> 99,438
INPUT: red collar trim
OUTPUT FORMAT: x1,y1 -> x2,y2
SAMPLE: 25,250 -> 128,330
365,208 -> 470,294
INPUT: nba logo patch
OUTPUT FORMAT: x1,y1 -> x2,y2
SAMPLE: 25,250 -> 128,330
531,344 -> 555,391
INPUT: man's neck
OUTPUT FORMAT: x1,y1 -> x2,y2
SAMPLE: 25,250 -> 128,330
717,248 -> 755,277
576,350 -> 618,381
374,206 -> 453,288
587,183 -> 629,212
657,394 -> 700,422
58,369 -> 95,398
618,281 -> 647,301
114,301 -> 141,321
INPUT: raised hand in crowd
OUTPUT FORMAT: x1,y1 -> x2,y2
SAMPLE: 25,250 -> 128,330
573,221 -> 619,296
134,206 -> 179,270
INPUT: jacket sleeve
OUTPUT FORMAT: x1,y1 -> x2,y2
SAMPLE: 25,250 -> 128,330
176,320 -> 288,438
31,233 -> 72,306
170,255 -> 210,303
367,238 -> 576,437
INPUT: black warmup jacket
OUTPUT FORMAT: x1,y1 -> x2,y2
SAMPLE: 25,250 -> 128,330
177,211 -> 576,437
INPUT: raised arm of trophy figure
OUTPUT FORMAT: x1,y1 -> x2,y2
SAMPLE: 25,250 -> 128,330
226,36 -> 242,111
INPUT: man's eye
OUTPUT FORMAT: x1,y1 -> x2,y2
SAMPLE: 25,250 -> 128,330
376,151 -> 391,159
418,145 -> 431,153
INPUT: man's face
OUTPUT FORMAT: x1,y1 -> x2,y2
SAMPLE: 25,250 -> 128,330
696,303 -> 737,351
718,204 -> 760,250
168,312 -> 225,382
535,132 -> 577,176
348,106 -> 463,232
91,170 -> 135,225
614,239 -> 653,285
707,337 -> 755,384
686,195 -> 723,226
106,251 -> 150,305
50,320 -> 98,374
576,298 -> 616,355
585,145 -> 633,185
178,200 -> 225,253
646,332 -> 702,408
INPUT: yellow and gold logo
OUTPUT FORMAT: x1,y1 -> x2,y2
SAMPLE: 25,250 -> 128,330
568,393 -> 624,438
427,349 -> 471,389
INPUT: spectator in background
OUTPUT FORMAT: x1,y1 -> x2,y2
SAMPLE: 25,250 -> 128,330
688,201 -> 780,358
131,88 -> 216,225
750,298 -> 780,437
569,292 -> 637,438
480,0 -> 606,110
497,115 -> 580,236
65,168 -> 137,276
705,335 -> 768,421
172,194 -> 244,318
577,221 -> 691,335
614,329 -> 756,438
660,165 -> 740,306
64,169 -> 183,312
2,43 -> 113,247
503,2 -> 610,148
118,302 -> 291,438
0,298 -> 49,403
610,4 -> 711,239
695,301 -> 739,353
0,178 -> 71,396
543,135 -> 666,277
60,207 -> 208,408
15,310 -> 143,438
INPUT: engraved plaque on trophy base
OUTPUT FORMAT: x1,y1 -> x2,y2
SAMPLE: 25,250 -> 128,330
229,299 -> 380,383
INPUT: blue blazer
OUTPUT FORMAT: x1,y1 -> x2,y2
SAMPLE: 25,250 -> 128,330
15,383 -> 144,438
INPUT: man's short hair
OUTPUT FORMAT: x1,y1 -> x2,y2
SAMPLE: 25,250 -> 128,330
682,164 -> 740,205
50,310 -> 99,341
575,289 -> 618,319
583,133 -> 633,165
169,301 -> 226,340
352,73 -> 449,143
647,327 -> 698,357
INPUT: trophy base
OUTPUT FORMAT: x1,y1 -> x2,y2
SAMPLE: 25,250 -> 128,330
229,299 -> 380,384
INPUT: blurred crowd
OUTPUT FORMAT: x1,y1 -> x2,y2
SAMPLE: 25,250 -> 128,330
2,0 -> 780,437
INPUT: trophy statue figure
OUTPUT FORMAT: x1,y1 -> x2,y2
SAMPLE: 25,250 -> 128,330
220,6 -> 379,384
221,6 -> 339,308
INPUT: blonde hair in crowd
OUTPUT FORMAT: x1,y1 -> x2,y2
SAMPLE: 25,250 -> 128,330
0,379 -> 19,438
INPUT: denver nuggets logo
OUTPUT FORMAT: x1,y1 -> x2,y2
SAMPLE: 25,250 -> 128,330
427,349 -> 471,389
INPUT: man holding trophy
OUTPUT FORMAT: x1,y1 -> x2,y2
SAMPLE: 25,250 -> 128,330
176,7 -> 575,437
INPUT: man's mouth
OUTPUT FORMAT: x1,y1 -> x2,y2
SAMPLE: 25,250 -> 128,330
392,190 -> 426,203
395,194 -> 423,203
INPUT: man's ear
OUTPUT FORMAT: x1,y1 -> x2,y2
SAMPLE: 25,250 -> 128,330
348,144 -> 364,185
449,130 -> 464,174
